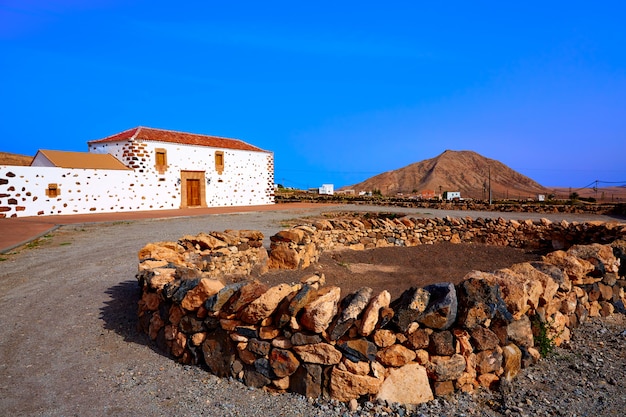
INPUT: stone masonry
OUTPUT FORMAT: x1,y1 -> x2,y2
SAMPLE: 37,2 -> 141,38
136,213 -> 626,405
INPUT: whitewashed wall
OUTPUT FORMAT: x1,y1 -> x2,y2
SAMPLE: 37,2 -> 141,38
89,140 -> 275,207
1,141 -> 274,218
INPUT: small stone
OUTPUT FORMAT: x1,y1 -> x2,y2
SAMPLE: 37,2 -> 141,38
360,290 -> 391,336
269,348 -> 300,377
293,343 -> 342,365
373,329 -> 396,348
330,368 -> 383,402
376,344 -> 416,367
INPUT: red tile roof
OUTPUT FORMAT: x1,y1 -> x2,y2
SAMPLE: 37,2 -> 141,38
88,127 -> 269,153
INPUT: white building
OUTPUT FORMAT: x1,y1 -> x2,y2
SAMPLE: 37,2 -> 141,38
443,191 -> 461,200
0,127 -> 274,218
318,184 -> 334,195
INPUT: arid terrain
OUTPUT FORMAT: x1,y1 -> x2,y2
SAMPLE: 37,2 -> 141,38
1,205 -> 624,416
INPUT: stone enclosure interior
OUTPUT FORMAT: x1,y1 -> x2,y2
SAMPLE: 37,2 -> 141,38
136,213 -> 626,405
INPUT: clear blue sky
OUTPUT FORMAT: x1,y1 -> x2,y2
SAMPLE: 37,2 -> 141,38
1,1 -> 625,189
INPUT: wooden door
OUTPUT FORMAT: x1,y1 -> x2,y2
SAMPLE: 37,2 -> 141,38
186,179 -> 201,206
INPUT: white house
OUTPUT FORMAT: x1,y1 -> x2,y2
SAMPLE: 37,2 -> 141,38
443,191 -> 461,201
0,127 -> 274,218
318,184 -> 334,195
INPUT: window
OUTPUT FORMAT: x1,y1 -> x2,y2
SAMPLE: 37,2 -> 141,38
46,183 -> 60,198
215,151 -> 224,175
155,148 -> 167,174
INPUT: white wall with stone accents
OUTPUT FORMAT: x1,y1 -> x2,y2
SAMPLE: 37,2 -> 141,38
0,141 -> 274,218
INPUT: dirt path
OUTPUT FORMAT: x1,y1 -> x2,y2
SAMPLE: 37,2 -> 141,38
0,206 -> 624,416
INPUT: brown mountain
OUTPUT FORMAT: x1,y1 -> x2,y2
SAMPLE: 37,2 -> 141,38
348,150 -> 547,200
0,152 -> 33,166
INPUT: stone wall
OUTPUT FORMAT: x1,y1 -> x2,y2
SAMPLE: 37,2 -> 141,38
136,214 -> 626,405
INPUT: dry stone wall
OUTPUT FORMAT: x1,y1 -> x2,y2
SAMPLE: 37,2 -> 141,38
136,214 -> 626,405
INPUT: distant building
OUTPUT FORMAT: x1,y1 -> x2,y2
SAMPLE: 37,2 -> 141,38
319,184 -> 334,195
443,191 -> 461,200
420,189 -> 436,199
537,194 -> 546,202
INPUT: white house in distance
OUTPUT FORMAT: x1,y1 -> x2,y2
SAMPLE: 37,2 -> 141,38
0,127 -> 274,218
318,184 -> 334,195
443,191 -> 461,201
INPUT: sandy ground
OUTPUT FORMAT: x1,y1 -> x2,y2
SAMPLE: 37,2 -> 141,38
0,205 -> 624,416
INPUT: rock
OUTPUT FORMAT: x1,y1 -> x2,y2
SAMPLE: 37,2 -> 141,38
530,261 -> 571,292
330,368 -> 383,402
293,343 -> 342,365
329,287 -> 372,340
247,339 -> 271,356
290,332 -> 322,346
470,326 -> 500,351
290,363 -> 323,398
243,369 -> 271,388
477,373 -> 499,390
202,329 -> 236,377
376,344 -> 416,367
337,338 -> 378,362
269,348 -> 300,377
389,287 -> 430,332
541,251 -> 594,284
342,358 -> 370,376
140,291 -> 161,311
267,245 -> 301,269
419,282 -> 458,330
276,284 -> 318,328
223,280 -> 268,315
372,329 -> 397,348
427,354 -> 466,381
138,242 -> 184,264
429,330 -> 456,356
475,349 -> 503,374
568,243 -> 620,274
272,376 -> 290,390
457,272 -> 512,329
271,229 -> 306,244
506,315 -> 534,348
433,380 -> 456,396
146,268 -> 177,291
181,233 -> 228,250
300,286 -> 341,333
501,343 -> 522,381
181,278 -> 225,311
240,283 -> 296,324
509,262 -> 559,305
376,363 -> 434,404
360,290 -> 391,336
407,328 -> 431,350
204,282 -> 245,314
493,268 -> 542,318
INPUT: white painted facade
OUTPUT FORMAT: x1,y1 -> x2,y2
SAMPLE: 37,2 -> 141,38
0,128 -> 274,218
318,184 -> 334,195
443,191 -> 461,200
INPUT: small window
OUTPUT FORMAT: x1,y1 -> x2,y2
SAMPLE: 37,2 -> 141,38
46,183 -> 60,198
215,151 -> 224,175
155,148 -> 167,174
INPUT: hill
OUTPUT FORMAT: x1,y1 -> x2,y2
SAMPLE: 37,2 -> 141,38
0,152 -> 33,166
347,150 -> 547,200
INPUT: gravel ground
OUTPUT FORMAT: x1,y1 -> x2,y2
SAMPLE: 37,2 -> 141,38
0,205 -> 624,417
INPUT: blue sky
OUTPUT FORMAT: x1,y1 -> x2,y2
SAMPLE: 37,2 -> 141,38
1,1 -> 625,189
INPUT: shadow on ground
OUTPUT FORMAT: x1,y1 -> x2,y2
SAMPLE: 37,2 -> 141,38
100,279 -> 167,356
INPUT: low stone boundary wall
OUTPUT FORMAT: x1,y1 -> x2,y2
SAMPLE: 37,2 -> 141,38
136,214 -> 626,405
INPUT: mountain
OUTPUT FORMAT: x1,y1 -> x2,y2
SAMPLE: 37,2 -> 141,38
0,152 -> 33,166
347,150 -> 547,199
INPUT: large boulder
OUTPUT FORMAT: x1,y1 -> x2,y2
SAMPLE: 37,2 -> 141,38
376,364 -> 434,405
